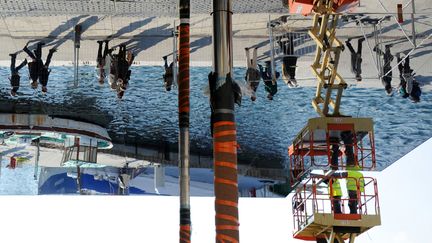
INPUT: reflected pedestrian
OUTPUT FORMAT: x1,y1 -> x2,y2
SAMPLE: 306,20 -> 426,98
96,40 -> 111,84
8,52 -> 27,96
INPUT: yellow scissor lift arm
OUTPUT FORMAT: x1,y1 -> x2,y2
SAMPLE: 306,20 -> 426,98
309,2 -> 346,117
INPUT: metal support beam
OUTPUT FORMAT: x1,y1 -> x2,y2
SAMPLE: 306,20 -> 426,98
211,0 -> 239,242
34,138 -> 40,180
178,0 -> 191,242
74,24 -> 82,87
268,15 -> 276,82
76,165 -> 81,194
173,21 -> 179,87
411,0 -> 416,47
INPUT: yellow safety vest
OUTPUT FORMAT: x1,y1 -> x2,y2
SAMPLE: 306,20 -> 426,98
347,171 -> 365,192
329,179 -> 342,197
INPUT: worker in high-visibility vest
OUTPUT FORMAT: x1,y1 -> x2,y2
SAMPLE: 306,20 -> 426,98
328,178 -> 342,214
346,165 -> 365,214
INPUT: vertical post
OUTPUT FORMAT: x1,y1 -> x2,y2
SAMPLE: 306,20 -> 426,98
73,46 -> 77,84
178,0 -> 191,242
211,0 -> 239,242
74,24 -> 82,87
268,15 -> 276,82
76,165 -> 81,194
374,24 -> 383,79
411,0 -> 416,47
173,21 -> 179,86
34,138 -> 40,180
76,47 -> 80,85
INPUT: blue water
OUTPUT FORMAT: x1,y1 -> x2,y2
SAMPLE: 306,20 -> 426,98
0,65 -> 430,169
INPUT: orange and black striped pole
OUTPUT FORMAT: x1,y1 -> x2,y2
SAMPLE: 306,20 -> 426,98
178,0 -> 191,242
210,0 -> 239,242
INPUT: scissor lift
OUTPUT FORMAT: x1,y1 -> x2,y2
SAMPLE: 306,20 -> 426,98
285,1 -> 381,242
292,175 -> 381,243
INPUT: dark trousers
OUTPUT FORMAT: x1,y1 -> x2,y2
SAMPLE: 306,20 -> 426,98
341,131 -> 355,167
45,49 -> 54,68
283,56 -> 298,79
119,44 -> 126,60
97,41 -> 109,66
10,55 -> 27,93
346,38 -> 364,77
333,196 -> 342,214
278,34 -> 295,56
330,139 -> 339,170
23,43 -> 43,61
10,55 -> 27,75
348,190 -> 359,214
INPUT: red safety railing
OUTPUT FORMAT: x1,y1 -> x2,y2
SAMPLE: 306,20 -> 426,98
289,125 -> 376,186
292,175 -> 380,235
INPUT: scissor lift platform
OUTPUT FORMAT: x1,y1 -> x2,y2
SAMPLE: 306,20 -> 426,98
289,117 -> 376,186
294,213 -> 381,241
292,176 -> 381,242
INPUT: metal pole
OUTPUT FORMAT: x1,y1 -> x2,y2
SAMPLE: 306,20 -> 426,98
268,15 -> 276,82
411,0 -> 416,47
173,21 -> 179,87
178,0 -> 191,242
74,24 -> 82,87
211,0 -> 239,242
76,48 -> 80,86
76,165 -> 81,194
34,139 -> 40,180
373,25 -> 382,78
73,46 -> 77,85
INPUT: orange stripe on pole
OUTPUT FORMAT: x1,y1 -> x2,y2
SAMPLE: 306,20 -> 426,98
180,225 -> 191,231
215,177 -> 238,187
214,141 -> 237,153
216,225 -> 239,231
215,161 -> 237,169
215,199 -> 238,207
179,237 -> 191,243
217,234 -> 239,243
216,214 -> 239,224
214,130 -> 236,138
214,121 -> 235,127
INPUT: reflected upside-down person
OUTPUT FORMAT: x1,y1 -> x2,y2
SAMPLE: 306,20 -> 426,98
244,47 -> 261,101
374,44 -> 394,96
23,41 -> 44,89
8,52 -> 27,96
397,53 -> 421,103
278,33 -> 298,88
345,37 -> 365,82
162,55 -> 174,91
116,44 -> 135,99
109,50 -> 118,91
96,40 -> 111,84
38,47 -> 57,93
258,61 -> 280,100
